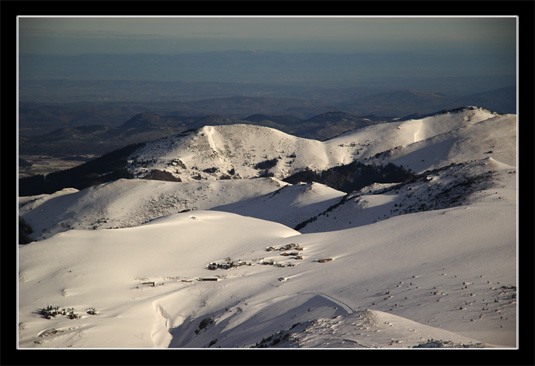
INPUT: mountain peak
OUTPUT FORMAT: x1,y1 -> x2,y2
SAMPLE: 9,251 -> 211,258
426,105 -> 496,119
125,123 -> 346,182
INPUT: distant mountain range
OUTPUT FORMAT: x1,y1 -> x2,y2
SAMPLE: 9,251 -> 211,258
19,84 -> 516,158
19,83 -> 515,141
19,106 -> 516,199
19,110 -> 395,157
336,87 -> 516,117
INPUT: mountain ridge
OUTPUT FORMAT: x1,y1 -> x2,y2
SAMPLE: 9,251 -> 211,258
19,106 -> 514,197
19,109 -> 395,157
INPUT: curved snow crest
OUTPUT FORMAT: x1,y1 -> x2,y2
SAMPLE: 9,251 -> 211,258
168,293 -> 492,348
214,182 -> 346,229
140,209 -> 299,236
19,188 -> 79,216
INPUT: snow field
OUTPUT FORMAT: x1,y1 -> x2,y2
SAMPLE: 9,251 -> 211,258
18,106 -> 517,348
19,188 -> 516,348
214,182 -> 346,229
18,211 -> 300,348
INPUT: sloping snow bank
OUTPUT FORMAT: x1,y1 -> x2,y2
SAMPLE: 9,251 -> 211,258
298,157 -> 516,233
261,309 -> 492,348
18,211 -> 300,348
20,178 -> 286,241
339,112 -> 516,174
19,193 -> 516,348
327,106 -> 499,166
214,182 -> 346,229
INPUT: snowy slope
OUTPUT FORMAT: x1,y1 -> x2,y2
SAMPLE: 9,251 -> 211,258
123,107 -> 513,183
20,178 -> 286,241
214,182 -> 346,229
126,124 -> 351,182
18,196 -> 516,348
20,178 -> 348,243
298,157 -> 516,233
364,113 -> 516,173
19,188 -> 80,216
327,107 -> 515,173
18,106 -> 517,349
327,106 -> 497,158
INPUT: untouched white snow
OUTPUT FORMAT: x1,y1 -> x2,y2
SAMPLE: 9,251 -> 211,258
358,113 -> 516,173
214,182 -> 346,229
18,198 -> 516,348
18,106 -> 517,349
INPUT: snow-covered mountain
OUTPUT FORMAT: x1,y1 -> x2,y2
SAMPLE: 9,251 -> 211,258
122,106 -> 513,181
18,106 -> 517,350
327,106 -> 515,172
125,123 -> 353,182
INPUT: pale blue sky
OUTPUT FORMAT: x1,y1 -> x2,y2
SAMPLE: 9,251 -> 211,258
18,16 -> 517,55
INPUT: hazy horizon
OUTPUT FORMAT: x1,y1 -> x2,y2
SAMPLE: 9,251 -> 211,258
18,16 -> 516,83
18,16 -> 516,54
17,15 -> 517,125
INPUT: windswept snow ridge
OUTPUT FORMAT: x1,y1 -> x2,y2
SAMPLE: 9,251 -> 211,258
18,106 -> 517,349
